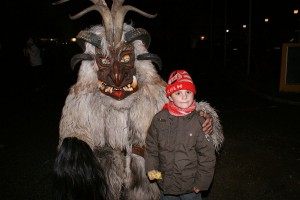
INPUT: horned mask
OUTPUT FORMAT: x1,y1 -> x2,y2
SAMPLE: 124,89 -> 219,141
53,0 -> 162,100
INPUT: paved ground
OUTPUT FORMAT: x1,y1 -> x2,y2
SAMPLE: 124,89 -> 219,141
0,45 -> 300,200
199,75 -> 300,200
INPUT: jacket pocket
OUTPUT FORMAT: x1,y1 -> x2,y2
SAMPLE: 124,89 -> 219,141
181,172 -> 196,193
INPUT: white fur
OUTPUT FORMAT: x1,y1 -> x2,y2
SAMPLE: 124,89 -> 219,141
59,23 -> 223,200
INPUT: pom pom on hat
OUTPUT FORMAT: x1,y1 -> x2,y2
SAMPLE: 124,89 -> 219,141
166,70 -> 196,97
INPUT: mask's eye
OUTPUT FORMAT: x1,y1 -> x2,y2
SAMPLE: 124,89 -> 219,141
100,57 -> 110,65
120,54 -> 130,63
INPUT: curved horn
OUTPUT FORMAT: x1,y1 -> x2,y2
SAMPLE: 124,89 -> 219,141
54,0 -> 157,47
112,0 -> 157,45
76,30 -> 102,49
70,53 -> 94,70
52,0 -> 70,5
69,0 -> 114,44
137,53 -> 162,71
125,28 -> 151,49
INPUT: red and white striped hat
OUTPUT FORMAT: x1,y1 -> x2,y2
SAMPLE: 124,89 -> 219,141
166,70 -> 196,97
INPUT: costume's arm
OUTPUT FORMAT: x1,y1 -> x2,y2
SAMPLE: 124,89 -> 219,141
53,137 -> 107,200
200,111 -> 213,134
53,93 -> 107,200
196,101 -> 224,151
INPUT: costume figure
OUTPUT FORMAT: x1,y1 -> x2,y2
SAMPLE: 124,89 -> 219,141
52,0 -> 224,200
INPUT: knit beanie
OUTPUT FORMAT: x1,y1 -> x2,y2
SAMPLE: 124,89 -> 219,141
166,70 -> 196,97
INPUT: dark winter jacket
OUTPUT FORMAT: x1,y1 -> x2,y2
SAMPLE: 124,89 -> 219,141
145,109 -> 216,195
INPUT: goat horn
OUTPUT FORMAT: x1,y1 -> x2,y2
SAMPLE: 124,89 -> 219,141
76,30 -> 102,49
70,53 -> 94,70
69,0 -> 114,44
125,28 -> 151,49
52,0 -> 70,5
54,0 -> 157,48
112,0 -> 157,46
137,53 -> 162,71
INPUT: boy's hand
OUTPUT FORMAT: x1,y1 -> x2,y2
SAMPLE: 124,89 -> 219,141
147,170 -> 162,180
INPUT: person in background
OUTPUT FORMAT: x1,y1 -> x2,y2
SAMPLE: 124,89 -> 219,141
23,37 -> 45,92
145,70 -> 217,200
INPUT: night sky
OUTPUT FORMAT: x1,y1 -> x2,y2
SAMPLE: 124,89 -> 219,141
1,0 -> 299,47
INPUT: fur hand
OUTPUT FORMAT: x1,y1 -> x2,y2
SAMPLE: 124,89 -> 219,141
53,137 -> 106,200
200,111 -> 213,134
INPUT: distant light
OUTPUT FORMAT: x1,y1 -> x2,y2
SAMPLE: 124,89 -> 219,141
39,38 -> 58,42
70,38 -> 77,42
226,29 -> 229,33
264,18 -> 269,22
200,35 -> 206,41
294,10 -> 299,14
242,24 -> 247,28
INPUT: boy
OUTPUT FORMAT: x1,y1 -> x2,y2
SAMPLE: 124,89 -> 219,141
145,70 -> 216,200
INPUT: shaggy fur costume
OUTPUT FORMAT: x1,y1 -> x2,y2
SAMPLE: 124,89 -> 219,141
52,2 -> 223,200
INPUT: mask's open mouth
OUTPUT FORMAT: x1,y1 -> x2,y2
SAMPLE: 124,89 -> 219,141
98,76 -> 138,100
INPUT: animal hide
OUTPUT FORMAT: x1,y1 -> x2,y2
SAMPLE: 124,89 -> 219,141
52,2 -> 223,200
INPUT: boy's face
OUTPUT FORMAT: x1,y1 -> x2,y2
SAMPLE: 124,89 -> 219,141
169,90 -> 194,109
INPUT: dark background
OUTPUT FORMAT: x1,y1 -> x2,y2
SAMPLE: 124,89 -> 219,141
2,0 -> 299,48
1,0 -> 299,80
1,1 -> 300,200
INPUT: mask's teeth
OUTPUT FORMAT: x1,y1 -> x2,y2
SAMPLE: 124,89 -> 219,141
105,86 -> 111,93
123,86 -> 133,91
99,75 -> 137,93
132,76 -> 137,88
98,80 -> 105,89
